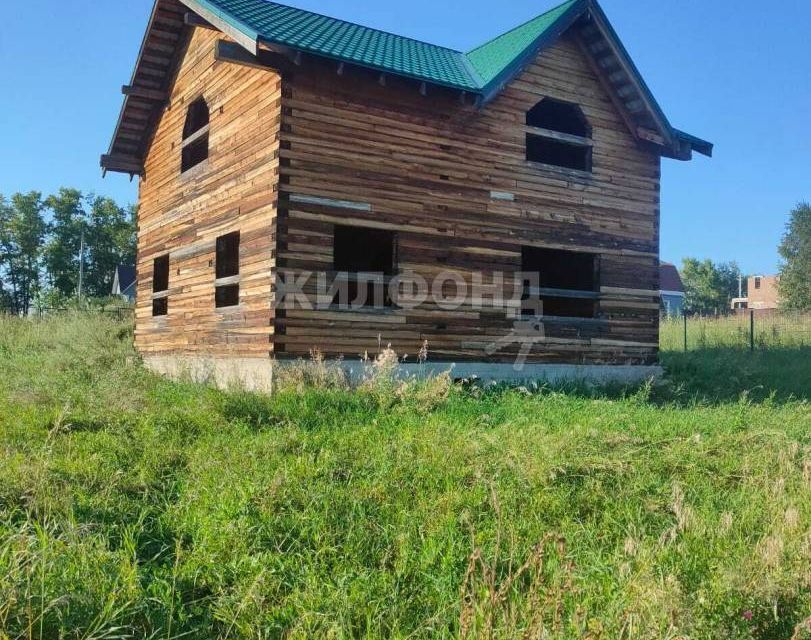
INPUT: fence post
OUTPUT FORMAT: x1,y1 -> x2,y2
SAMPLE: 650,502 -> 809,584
750,310 -> 755,352
683,311 -> 688,352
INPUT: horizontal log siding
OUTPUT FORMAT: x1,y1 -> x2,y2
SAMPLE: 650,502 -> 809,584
135,28 -> 281,358
276,33 -> 661,364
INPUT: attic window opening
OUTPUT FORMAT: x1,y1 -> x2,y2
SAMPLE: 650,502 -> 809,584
521,246 -> 599,319
215,231 -> 240,308
333,225 -> 396,309
526,98 -> 592,172
181,97 -> 210,173
152,255 -> 169,317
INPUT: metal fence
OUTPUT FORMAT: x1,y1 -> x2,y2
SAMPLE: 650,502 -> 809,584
661,310 -> 811,352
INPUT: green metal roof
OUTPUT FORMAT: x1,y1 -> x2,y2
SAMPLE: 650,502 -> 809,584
467,0 -> 580,85
191,0 -> 590,92
101,0 -> 712,174
185,0 -> 711,156
193,0 -> 482,90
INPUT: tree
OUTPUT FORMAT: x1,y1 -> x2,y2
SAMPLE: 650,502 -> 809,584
0,192 -> 47,314
778,202 -> 811,311
83,195 -> 136,297
0,198 -> 11,311
43,189 -> 136,298
716,261 -> 744,305
0,279 -> 10,312
681,258 -> 743,316
43,188 -> 86,297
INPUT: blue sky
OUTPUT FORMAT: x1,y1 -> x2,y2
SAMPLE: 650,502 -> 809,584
1,0 -> 809,275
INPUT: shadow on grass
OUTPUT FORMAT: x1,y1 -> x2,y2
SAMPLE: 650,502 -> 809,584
659,346 -> 811,405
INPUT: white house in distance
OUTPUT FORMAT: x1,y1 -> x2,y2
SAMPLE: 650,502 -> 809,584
660,262 -> 685,317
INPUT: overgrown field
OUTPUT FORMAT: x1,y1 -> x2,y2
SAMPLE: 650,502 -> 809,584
1,315 -> 810,639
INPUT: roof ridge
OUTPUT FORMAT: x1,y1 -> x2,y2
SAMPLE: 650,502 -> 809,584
259,0 -> 465,55
466,0 -> 579,56
459,55 -> 486,88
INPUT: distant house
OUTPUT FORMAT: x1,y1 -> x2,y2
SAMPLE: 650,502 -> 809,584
112,265 -> 136,302
732,275 -> 780,312
660,263 -> 685,317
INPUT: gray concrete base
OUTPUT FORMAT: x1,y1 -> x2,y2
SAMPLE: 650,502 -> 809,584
337,361 -> 662,385
143,355 -> 274,392
144,354 -> 661,392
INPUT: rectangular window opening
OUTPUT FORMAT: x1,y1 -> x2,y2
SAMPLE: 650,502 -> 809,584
333,225 -> 396,309
526,134 -> 591,172
521,246 -> 598,319
181,133 -> 209,173
216,232 -> 240,279
152,298 -> 168,317
215,231 -> 240,308
153,255 -> 169,293
215,284 -> 240,309
152,254 -> 170,317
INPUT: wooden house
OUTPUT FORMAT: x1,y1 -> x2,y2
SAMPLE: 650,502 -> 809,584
101,0 -> 712,388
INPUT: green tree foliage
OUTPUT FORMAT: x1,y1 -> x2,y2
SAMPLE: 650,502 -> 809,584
43,188 -> 86,296
0,189 -> 135,312
0,192 -> 47,314
44,189 -> 136,298
681,258 -> 743,316
778,202 -> 811,310
84,196 -> 137,297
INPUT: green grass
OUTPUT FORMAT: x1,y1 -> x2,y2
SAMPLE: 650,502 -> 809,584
1,314 -> 810,639
661,313 -> 811,352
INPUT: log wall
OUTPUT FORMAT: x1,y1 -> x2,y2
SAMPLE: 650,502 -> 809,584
275,32 -> 662,365
135,27 -> 282,359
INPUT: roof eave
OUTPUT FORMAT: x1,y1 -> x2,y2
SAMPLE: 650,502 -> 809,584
100,0 -> 164,176
477,0 -> 588,106
474,0 -> 714,162
674,129 -> 714,158
102,0 -> 263,176
178,0 -> 260,55
584,0 -> 674,147
659,130 -> 713,161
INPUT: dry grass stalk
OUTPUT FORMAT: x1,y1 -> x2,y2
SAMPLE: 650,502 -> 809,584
459,487 -> 574,639
274,348 -> 348,392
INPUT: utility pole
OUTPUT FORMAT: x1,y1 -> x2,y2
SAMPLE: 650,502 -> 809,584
738,274 -> 743,299
78,230 -> 85,298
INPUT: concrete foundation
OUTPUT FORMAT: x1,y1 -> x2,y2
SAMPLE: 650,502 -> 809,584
143,355 -> 662,392
343,362 -> 664,385
143,355 -> 275,392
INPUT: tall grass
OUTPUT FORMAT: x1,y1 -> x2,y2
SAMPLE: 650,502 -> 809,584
661,313 -> 811,352
1,314 -> 810,638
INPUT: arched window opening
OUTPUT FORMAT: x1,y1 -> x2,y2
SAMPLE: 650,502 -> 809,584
526,99 -> 590,137
181,97 -> 210,173
525,98 -> 592,172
